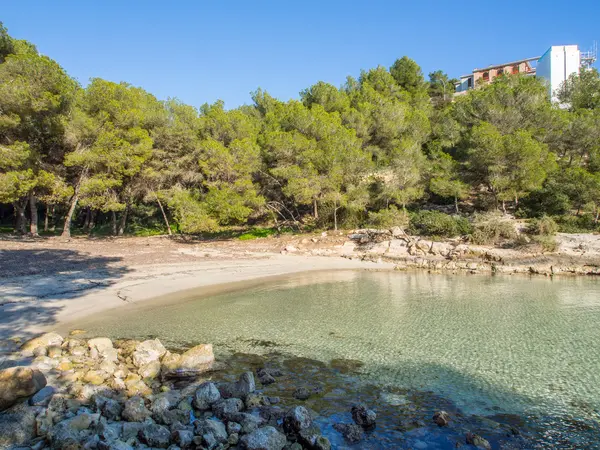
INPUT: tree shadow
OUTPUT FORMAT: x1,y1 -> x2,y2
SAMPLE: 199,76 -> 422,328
0,249 -> 130,341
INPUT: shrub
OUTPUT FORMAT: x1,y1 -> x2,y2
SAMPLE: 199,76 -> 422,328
527,215 -> 558,236
238,227 -> 277,240
408,210 -> 472,238
532,235 -> 559,252
555,215 -> 598,233
470,212 -> 517,245
367,206 -> 409,229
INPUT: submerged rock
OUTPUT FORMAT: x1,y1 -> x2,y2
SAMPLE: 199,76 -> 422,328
332,422 -> 364,443
433,410 -> 451,427
0,366 -> 47,411
293,387 -> 310,401
466,432 -> 492,450
241,426 -> 287,450
351,403 -> 376,428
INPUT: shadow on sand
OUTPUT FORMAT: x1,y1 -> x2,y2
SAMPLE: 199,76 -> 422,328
0,249 -> 130,340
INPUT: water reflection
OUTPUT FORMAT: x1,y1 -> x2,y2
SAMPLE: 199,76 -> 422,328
76,270 -> 600,420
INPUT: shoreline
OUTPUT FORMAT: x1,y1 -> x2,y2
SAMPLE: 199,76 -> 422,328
0,253 -> 395,341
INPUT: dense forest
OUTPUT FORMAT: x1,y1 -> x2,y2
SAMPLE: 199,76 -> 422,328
1,22 -> 599,240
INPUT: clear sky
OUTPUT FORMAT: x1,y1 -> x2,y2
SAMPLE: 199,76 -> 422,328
2,1 -> 599,109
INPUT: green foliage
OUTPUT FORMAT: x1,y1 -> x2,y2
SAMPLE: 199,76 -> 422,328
408,210 -> 471,238
367,205 -> 409,229
470,212 -> 517,245
238,228 -> 277,240
167,189 -> 218,234
527,215 -> 558,236
555,215 -> 599,233
531,235 -> 559,252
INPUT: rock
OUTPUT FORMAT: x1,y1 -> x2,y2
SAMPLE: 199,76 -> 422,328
228,432 -> 239,445
122,421 -> 144,440
138,360 -> 161,379
29,385 -> 56,406
83,370 -> 107,385
235,371 -> 256,399
87,337 -> 114,356
245,392 -> 269,408
132,339 -> 166,368
99,441 -> 133,450
227,421 -> 242,434
122,396 -> 151,422
293,387 -> 310,401
70,346 -> 87,357
298,425 -> 331,450
351,403 -> 376,428
193,419 -> 228,448
433,410 -> 450,427
151,390 -> 182,414
33,346 -> 48,357
0,403 -> 39,448
139,423 -> 171,448
212,397 -> 243,419
162,344 -> 214,378
283,406 -> 312,433
21,332 -> 63,355
102,398 -> 123,420
466,432 -> 491,450
241,426 -> 287,450
284,244 -> 298,253
0,366 -> 47,411
47,345 -> 63,358
193,382 -> 221,410
125,378 -> 151,397
47,412 -> 100,450
171,429 -> 193,448
333,423 -> 363,443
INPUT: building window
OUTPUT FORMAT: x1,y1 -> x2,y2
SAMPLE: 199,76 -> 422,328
467,77 -> 472,88
482,71 -> 490,82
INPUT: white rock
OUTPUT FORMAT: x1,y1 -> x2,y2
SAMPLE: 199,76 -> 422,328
132,339 -> 167,368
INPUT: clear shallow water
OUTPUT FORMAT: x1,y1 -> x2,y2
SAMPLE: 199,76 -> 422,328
78,270 -> 600,422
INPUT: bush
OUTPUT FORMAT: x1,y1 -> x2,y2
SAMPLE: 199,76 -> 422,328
367,206 -> 409,229
527,215 -> 558,236
238,227 -> 277,240
408,210 -> 472,238
531,235 -> 559,252
470,212 -> 517,245
555,214 -> 598,233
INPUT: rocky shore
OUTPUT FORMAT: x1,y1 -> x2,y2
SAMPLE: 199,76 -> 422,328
0,332 -> 550,450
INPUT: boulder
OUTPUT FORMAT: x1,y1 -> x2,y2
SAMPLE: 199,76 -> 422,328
0,403 -> 40,448
193,418 -> 228,448
138,360 -> 161,379
161,344 -> 214,378
83,370 -> 108,385
298,425 -> 331,450
122,396 -> 151,422
172,429 -> 193,448
212,397 -> 243,419
351,403 -> 376,428
139,423 -> 171,448
87,337 -> 113,354
47,412 -> 100,449
132,339 -> 166,368
283,406 -> 312,434
433,410 -> 450,427
241,426 -> 287,450
29,385 -> 56,406
0,366 -> 47,411
219,371 -> 255,400
20,332 -> 63,355
193,382 -> 221,410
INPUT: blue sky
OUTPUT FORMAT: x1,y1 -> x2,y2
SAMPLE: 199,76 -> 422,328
2,1 -> 598,109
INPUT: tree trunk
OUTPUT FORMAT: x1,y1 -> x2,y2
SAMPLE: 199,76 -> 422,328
454,196 -> 459,214
88,209 -> 97,232
83,207 -> 91,230
333,201 -> 338,231
313,198 -> 318,220
502,200 -> 507,214
14,199 -> 27,234
44,205 -> 49,232
61,193 -> 79,238
154,193 -> 172,235
28,192 -> 38,236
117,203 -> 129,236
111,211 -> 117,236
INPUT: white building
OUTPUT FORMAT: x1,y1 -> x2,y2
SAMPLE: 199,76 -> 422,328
536,45 -> 581,103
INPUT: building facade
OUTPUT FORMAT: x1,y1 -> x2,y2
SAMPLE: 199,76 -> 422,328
455,57 -> 538,95
536,45 -> 581,103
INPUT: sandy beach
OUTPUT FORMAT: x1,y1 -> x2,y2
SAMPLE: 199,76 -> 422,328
0,234 -> 393,340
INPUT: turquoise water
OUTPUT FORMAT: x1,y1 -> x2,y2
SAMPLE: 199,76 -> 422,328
78,270 -> 600,422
